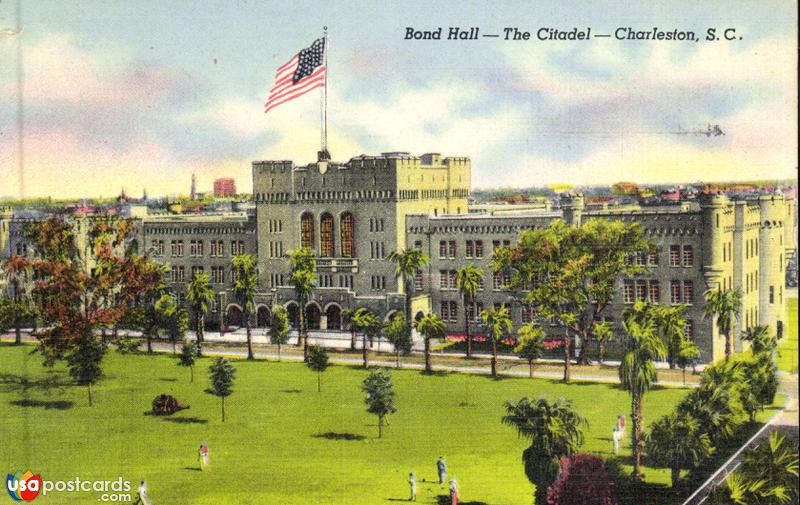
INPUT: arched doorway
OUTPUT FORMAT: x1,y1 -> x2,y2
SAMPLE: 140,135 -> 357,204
285,302 -> 299,328
305,303 -> 321,330
325,304 -> 342,330
257,306 -> 271,328
226,305 -> 243,328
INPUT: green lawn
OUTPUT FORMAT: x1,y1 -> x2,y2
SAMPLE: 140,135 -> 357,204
778,297 -> 798,373
0,344 -> 699,504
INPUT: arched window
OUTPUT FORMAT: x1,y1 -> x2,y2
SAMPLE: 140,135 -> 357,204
341,212 -> 355,258
300,212 -> 314,250
320,213 -> 334,257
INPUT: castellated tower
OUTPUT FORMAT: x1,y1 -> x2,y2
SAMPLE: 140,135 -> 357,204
560,193 -> 585,226
758,194 -> 788,340
700,193 -> 734,361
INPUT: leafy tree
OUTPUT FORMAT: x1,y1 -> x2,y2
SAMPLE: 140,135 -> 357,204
207,357 -> 236,422
362,368 -> 397,438
742,324 -> 777,357
233,253 -> 258,360
492,219 -> 648,382
177,340 -> 197,383
388,247 -> 430,337
456,263 -> 483,358
515,323 -> 546,378
481,304 -> 513,378
704,288 -> 743,361
675,338 -> 700,386
619,301 -> 666,480
415,313 -> 446,373
156,293 -> 189,354
350,308 -> 380,368
546,453 -> 617,505
66,334 -> 107,406
187,272 -> 214,357
2,255 -> 31,344
383,313 -> 412,368
0,296 -> 35,346
594,320 -> 614,364
646,412 -> 714,492
268,306 -> 290,361
502,396 -> 587,505
289,248 -> 316,362
307,344 -> 330,392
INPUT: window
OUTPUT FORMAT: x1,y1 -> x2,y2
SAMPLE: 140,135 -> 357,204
440,270 -> 449,290
635,252 -> 647,267
466,240 -> 474,258
211,266 -> 225,284
152,240 -> 164,256
448,240 -> 456,258
231,240 -> 245,256
171,265 -> 185,282
623,280 -> 634,304
521,305 -> 533,324
635,280 -> 647,301
475,240 -> 484,258
448,270 -> 458,289
493,271 -> 503,290
340,213 -> 355,258
670,245 -> 680,267
682,281 -> 694,305
414,269 -> 423,292
682,245 -> 694,267
320,213 -> 334,257
671,280 -> 681,304
439,241 -> 447,259
477,275 -> 485,291
414,240 -> 422,250
210,240 -> 224,257
649,280 -> 660,302
440,302 -> 449,322
493,240 -> 501,252
301,213 -> 314,249
448,301 -> 458,322
191,266 -> 204,278
190,240 -> 204,257
171,240 -> 184,257
769,286 -> 774,304
647,247 -> 659,266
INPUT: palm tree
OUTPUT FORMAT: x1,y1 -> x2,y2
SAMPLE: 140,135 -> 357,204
739,431 -> 799,504
3,255 -> 31,344
415,313 -> 446,373
289,248 -> 316,362
481,304 -> 513,378
704,288 -> 743,360
646,412 -> 714,492
388,248 -> 429,336
656,304 -> 688,368
594,320 -> 613,364
186,272 -> 214,357
501,396 -> 586,505
342,308 -> 358,351
741,324 -> 775,357
456,263 -> 483,358
233,254 -> 258,360
350,308 -> 380,368
620,301 -> 666,480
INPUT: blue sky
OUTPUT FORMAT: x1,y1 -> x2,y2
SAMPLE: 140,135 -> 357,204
0,0 -> 796,197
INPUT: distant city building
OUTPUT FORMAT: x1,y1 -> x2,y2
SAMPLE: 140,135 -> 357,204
190,174 -> 197,200
214,178 -> 237,197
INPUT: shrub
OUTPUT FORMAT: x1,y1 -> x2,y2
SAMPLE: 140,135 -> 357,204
151,394 -> 189,416
546,453 -> 617,505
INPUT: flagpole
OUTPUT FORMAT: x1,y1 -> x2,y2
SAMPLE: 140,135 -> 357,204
319,26 -> 330,161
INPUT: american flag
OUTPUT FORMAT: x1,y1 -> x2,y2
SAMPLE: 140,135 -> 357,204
264,38 -> 326,114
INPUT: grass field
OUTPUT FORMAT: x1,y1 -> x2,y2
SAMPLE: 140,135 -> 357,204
0,344 -> 768,504
777,297 -> 798,373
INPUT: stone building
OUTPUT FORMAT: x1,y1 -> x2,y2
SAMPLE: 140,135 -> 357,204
0,151 -> 795,362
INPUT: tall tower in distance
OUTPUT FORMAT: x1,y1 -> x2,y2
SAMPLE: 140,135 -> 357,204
190,174 -> 197,200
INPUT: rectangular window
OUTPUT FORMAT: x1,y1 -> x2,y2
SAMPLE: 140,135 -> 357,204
191,266 -> 204,278
190,240 -> 204,257
769,286 -> 774,304
492,240 -> 500,252
635,280 -> 647,301
152,240 -> 164,256
521,305 -> 533,324
648,247 -> 659,266
671,280 -> 681,304
465,240 -> 474,258
448,240 -> 456,258
439,271 -> 449,290
449,270 -> 458,290
475,240 -> 484,258
448,301 -> 458,322
439,241 -> 447,259
682,245 -> 694,267
414,270 -> 424,292
683,281 -> 694,305
670,245 -> 680,267
414,240 -> 423,250
493,271 -> 503,290
649,280 -> 660,302
623,280 -> 634,304
440,302 -> 449,321
635,252 -> 647,267
171,240 -> 184,257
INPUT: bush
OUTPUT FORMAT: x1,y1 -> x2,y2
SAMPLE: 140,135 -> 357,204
546,453 -> 617,505
116,335 -> 141,354
151,394 -> 189,416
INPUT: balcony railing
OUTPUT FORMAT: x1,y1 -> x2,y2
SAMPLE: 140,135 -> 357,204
316,257 -> 358,273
